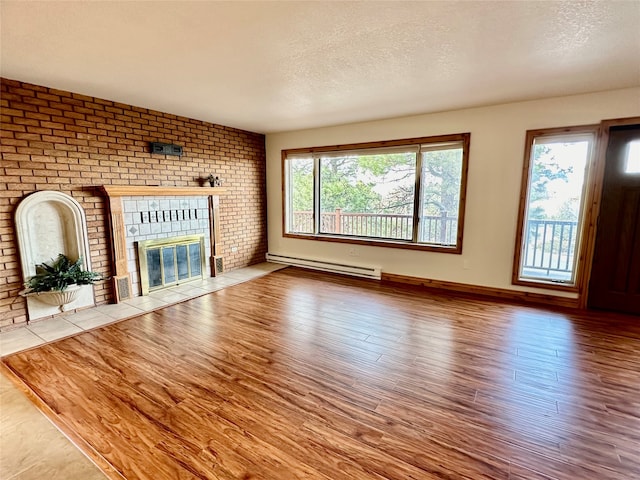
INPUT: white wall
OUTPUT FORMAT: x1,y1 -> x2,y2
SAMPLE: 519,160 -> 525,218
266,88 -> 640,298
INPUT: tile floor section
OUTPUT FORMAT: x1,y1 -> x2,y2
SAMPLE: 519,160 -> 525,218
0,262 -> 286,480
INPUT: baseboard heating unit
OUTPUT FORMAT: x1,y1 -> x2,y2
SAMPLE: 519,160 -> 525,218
266,253 -> 381,280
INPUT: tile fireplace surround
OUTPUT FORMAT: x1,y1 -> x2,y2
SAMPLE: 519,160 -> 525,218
122,196 -> 209,295
101,186 -> 225,302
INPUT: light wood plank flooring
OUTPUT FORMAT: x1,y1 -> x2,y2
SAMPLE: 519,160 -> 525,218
3,267 -> 640,479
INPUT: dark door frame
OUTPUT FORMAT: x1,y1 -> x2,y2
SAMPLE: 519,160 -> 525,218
579,116 -> 640,309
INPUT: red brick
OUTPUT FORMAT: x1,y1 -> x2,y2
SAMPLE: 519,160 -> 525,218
0,77 -> 266,327
36,92 -> 62,102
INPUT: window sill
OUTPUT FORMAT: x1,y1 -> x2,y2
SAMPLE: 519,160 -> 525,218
283,232 -> 462,254
512,277 -> 579,293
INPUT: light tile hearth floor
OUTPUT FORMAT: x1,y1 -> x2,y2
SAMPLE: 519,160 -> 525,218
0,262 -> 286,357
0,262 -> 286,480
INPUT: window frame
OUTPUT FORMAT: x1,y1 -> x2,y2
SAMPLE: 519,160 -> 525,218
512,125 -> 599,292
282,133 -> 471,254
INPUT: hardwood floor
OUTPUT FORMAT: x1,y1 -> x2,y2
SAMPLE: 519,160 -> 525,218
3,267 -> 640,479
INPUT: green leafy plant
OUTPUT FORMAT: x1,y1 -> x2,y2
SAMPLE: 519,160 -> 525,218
26,254 -> 103,292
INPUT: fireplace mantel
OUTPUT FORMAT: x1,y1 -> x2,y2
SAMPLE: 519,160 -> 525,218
101,185 -> 226,197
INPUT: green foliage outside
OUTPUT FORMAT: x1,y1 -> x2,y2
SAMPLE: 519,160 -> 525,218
420,149 -> 462,216
288,149 -> 463,216
290,143 -> 579,222
289,158 -> 313,212
529,144 -> 576,221
320,153 -> 414,214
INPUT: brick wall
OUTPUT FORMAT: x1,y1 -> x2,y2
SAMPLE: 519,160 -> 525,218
0,78 -> 267,329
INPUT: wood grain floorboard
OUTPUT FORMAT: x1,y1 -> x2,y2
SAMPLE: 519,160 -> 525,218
3,267 -> 640,479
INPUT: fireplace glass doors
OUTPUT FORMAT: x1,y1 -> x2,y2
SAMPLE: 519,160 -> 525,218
137,235 -> 206,295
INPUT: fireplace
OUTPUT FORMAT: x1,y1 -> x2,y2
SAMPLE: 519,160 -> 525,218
101,186 -> 225,301
138,235 -> 206,294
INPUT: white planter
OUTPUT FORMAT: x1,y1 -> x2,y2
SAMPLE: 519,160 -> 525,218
22,285 -> 82,312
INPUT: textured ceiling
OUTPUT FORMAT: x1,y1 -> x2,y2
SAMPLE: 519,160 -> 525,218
1,1 -> 639,133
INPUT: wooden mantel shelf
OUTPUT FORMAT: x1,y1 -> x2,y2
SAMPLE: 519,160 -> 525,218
100,185 -> 226,197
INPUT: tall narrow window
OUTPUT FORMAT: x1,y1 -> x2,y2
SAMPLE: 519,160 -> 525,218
419,142 -> 465,246
283,133 -> 470,253
513,127 -> 597,288
285,156 -> 314,234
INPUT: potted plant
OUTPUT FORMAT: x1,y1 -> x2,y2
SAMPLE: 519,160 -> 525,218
21,254 -> 103,310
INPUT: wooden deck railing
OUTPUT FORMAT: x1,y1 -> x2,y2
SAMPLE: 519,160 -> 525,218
521,219 -> 578,279
291,210 -> 457,244
291,211 -> 578,278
